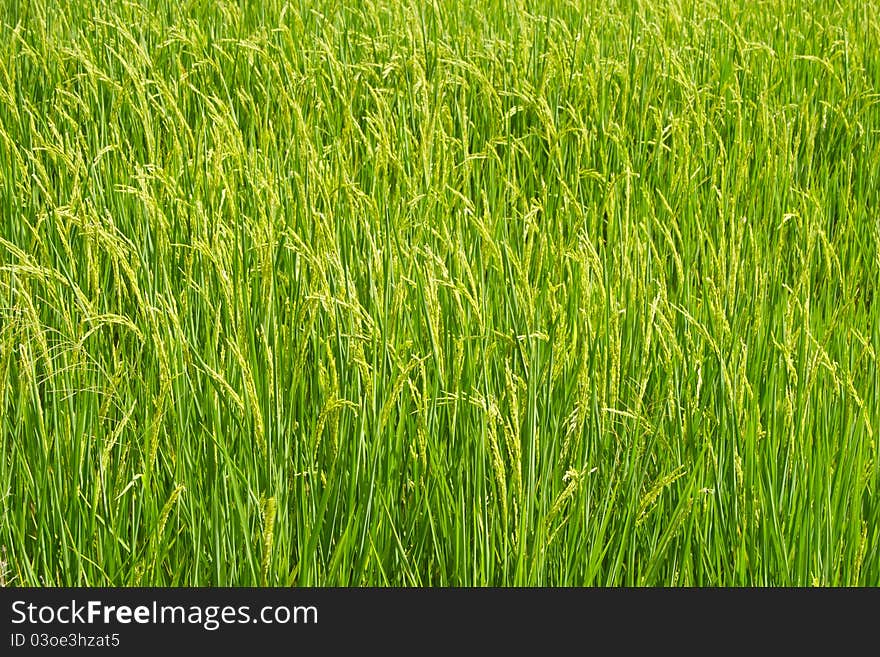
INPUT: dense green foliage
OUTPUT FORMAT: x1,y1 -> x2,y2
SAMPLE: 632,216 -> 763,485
1,0 -> 878,585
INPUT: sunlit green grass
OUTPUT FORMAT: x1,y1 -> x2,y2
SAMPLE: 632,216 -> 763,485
1,0 -> 878,585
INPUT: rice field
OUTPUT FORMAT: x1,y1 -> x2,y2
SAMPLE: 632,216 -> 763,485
0,0 -> 878,586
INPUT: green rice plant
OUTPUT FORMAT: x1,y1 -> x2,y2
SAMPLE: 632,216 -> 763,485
0,0 -> 877,586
